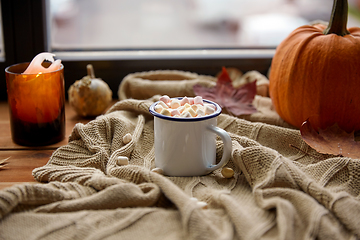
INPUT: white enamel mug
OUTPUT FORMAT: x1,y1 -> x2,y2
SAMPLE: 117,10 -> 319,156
149,98 -> 232,176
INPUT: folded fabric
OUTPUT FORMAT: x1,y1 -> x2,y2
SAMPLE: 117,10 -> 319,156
0,70 -> 359,240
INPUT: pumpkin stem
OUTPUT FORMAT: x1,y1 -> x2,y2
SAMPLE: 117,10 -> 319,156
323,0 -> 350,36
86,64 -> 95,78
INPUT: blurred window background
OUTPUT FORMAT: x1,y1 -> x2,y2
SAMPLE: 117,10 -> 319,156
1,0 -> 360,100
48,0 -> 360,52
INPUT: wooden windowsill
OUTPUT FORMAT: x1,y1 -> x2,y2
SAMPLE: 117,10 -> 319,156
0,101 -> 115,190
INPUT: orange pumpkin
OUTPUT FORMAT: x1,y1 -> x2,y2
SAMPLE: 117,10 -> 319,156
269,0 -> 360,133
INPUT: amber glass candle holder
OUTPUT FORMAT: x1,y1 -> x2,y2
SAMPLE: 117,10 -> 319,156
5,62 -> 65,146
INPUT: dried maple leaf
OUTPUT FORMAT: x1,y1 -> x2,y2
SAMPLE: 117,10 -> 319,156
300,119 -> 360,158
193,67 -> 257,116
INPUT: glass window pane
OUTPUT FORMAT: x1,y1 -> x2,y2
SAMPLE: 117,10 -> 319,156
47,0 -> 360,51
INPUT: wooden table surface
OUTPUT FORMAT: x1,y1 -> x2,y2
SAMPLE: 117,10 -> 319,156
0,101 -> 108,190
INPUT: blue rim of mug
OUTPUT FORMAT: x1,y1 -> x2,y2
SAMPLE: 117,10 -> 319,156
149,97 -> 222,122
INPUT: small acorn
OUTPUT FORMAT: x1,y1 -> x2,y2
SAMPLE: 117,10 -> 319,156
68,64 -> 112,117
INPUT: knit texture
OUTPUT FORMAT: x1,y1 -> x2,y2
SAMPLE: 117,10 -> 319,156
0,70 -> 359,240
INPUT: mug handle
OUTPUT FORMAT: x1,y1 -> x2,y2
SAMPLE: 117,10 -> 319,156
205,125 -> 232,174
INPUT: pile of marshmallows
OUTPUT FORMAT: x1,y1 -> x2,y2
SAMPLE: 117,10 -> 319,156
155,95 -> 216,118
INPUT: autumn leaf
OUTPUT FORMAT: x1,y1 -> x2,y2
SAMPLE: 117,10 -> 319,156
300,119 -> 360,158
193,67 -> 257,116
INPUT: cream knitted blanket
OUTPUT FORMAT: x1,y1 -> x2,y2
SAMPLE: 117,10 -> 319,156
0,70 -> 359,240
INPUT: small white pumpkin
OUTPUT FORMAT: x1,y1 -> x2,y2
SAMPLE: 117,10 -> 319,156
68,64 -> 112,117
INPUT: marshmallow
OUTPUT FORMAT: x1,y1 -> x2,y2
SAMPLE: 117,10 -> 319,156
171,109 -> 180,116
117,156 -> 129,165
191,104 -> 198,111
177,106 -> 185,113
151,167 -> 164,175
205,103 -> 216,110
194,96 -> 204,105
180,96 -> 190,106
180,111 -> 192,118
205,105 -> 215,115
196,108 -> 205,117
170,99 -> 181,109
187,108 -> 197,117
160,108 -> 171,116
197,201 -> 208,209
158,101 -> 169,109
155,104 -> 163,113
123,133 -> 132,144
188,97 -> 194,105
184,103 -> 191,109
159,95 -> 171,104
